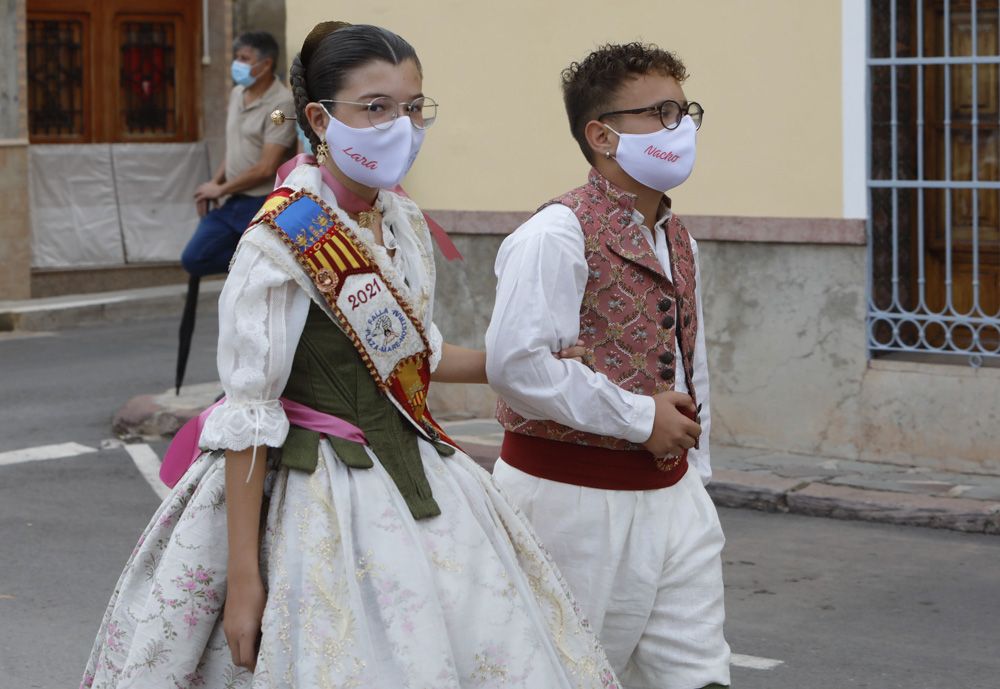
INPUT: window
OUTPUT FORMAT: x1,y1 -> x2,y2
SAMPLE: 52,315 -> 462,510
26,16 -> 89,140
27,0 -> 198,143
869,0 -> 1000,363
118,19 -> 178,137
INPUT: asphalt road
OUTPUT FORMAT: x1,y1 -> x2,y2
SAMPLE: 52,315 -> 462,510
1,318 -> 998,689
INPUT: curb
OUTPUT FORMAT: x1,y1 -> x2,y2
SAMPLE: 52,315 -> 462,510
709,470 -> 1000,535
458,447 -> 1000,535
0,281 -> 224,332
113,383 -> 223,441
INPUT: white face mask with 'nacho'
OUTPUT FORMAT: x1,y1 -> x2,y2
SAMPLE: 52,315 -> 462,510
606,114 -> 697,192
324,112 -> 425,190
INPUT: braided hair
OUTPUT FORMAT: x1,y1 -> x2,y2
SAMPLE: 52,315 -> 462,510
289,22 -> 421,152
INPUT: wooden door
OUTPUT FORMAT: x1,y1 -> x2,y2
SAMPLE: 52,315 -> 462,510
26,0 -> 199,143
924,1 -> 1000,349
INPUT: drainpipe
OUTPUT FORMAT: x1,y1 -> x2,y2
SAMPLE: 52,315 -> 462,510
202,0 -> 211,65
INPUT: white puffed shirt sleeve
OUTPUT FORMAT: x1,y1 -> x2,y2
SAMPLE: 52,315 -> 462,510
685,237 -> 713,485
485,205 -> 656,444
199,228 -> 312,451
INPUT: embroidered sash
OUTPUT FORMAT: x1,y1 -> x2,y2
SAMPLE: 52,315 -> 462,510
256,187 -> 456,448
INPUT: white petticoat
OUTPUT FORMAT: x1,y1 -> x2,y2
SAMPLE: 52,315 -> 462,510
80,439 -> 620,689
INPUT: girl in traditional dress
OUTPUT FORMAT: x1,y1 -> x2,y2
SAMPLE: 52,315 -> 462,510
80,20 -> 619,689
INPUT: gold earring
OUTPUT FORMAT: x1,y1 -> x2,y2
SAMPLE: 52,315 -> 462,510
315,141 -> 330,164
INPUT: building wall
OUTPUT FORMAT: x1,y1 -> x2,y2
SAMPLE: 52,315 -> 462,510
0,0 -> 31,300
11,0 -> 277,298
233,0 -> 289,85
429,232 -> 999,474
699,240 -> 995,474
288,0 -> 998,473
203,0 -> 236,171
286,0 -> 845,218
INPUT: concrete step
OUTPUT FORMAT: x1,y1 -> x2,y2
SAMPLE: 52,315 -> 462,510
0,280 -> 224,332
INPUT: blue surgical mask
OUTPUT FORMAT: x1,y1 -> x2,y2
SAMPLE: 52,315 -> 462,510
231,60 -> 257,87
296,124 -> 314,154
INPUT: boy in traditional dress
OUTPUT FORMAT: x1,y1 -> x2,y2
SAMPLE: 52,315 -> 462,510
487,42 -> 731,689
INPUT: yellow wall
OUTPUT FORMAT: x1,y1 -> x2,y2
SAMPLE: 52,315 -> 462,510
287,0 -> 843,218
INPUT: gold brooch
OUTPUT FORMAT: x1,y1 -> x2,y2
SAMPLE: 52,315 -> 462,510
316,269 -> 340,294
356,209 -> 381,231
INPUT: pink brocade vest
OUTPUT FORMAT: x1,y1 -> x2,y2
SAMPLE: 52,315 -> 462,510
496,169 -> 699,452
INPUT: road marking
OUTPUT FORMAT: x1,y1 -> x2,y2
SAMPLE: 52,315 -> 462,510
123,443 -> 171,500
731,653 -> 784,670
0,442 -> 97,466
0,331 -> 56,342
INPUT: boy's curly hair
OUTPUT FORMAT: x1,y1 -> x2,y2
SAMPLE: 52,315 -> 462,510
561,42 -> 688,163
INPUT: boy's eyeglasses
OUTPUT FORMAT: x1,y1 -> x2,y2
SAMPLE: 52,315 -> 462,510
319,96 -> 438,130
598,100 -> 704,131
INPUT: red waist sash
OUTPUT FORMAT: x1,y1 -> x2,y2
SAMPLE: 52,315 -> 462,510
500,432 -> 688,491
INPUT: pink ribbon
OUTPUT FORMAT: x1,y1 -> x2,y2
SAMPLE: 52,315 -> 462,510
274,154 -> 463,261
159,397 -> 368,488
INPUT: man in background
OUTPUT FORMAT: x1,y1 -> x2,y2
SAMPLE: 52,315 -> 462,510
175,31 -> 295,394
181,31 -> 295,275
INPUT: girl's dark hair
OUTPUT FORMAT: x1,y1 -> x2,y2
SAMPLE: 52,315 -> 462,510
289,22 -> 420,151
561,42 -> 688,164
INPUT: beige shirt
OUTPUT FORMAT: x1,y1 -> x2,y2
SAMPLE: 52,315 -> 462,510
225,78 -> 296,197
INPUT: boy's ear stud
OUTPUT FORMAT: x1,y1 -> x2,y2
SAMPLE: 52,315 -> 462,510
605,150 -> 613,159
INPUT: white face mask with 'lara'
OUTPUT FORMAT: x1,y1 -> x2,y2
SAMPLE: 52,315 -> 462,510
324,112 -> 425,189
606,114 -> 697,192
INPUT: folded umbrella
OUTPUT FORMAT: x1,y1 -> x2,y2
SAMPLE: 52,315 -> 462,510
175,274 -> 200,395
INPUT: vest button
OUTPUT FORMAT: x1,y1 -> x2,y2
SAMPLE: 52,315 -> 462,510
658,298 -> 673,312
661,316 -> 675,329
659,350 -> 675,364
660,367 -> 674,381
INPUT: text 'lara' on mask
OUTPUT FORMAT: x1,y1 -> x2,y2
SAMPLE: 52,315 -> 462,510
321,108 -> 425,190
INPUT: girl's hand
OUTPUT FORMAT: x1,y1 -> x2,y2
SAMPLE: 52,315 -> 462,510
555,339 -> 589,364
223,569 -> 266,671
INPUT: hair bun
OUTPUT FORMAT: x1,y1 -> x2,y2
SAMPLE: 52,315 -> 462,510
301,21 -> 352,67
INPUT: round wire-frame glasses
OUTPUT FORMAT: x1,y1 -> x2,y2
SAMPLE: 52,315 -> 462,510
597,100 -> 704,131
319,96 -> 438,130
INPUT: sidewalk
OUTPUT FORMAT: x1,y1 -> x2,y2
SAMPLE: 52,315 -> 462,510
113,387 -> 1000,536
441,417 -> 1000,535
0,281 -> 222,332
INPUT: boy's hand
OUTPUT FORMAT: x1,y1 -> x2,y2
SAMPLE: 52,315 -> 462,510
643,391 -> 701,458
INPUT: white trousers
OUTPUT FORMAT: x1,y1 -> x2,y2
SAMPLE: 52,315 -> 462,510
493,460 -> 732,689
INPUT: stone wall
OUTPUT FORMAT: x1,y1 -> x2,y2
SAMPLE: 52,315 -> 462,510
0,0 -> 31,300
427,229 -> 999,474
698,242 -> 868,461
427,229 -> 508,419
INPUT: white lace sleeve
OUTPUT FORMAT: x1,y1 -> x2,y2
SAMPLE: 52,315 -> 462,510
427,321 -> 444,372
199,235 -> 312,451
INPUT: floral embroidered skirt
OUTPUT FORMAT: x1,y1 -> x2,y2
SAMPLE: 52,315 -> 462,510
80,439 -> 620,688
